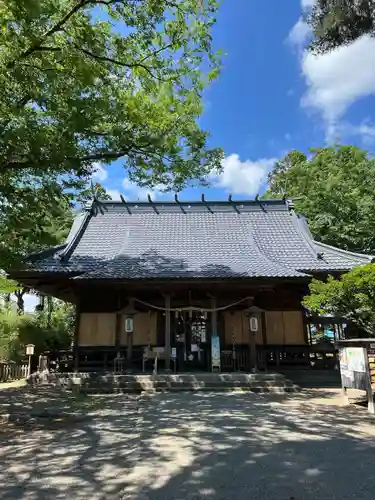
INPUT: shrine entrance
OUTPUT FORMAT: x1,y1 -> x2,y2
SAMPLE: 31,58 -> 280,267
172,311 -> 211,371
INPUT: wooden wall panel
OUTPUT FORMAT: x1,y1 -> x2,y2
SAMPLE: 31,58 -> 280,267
120,312 -> 157,346
264,310 -> 306,345
79,313 -> 115,346
224,311 -> 243,344
252,313 -> 264,345
265,311 -> 284,344
224,312 -> 264,345
283,311 -> 305,345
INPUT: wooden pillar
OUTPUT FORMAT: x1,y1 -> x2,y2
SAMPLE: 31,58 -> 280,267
73,300 -> 81,373
165,295 -> 171,370
115,312 -> 121,352
249,323 -> 257,373
261,311 -> 267,371
115,296 -> 122,353
127,330 -> 133,363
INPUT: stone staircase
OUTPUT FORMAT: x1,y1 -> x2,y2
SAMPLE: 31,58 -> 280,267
43,372 -> 300,394
278,369 -> 341,389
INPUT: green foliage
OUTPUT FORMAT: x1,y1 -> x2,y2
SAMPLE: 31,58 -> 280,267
0,308 -> 25,361
0,183 -> 74,267
18,302 -> 75,356
0,0 -> 223,267
0,275 -> 19,294
77,181 -> 112,206
303,264 -> 375,336
263,145 -> 375,253
308,0 -> 375,54
0,300 -> 75,361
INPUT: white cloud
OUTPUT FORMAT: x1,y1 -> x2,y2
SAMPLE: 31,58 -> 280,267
302,36 -> 375,124
92,162 -> 108,182
288,17 -> 311,50
211,154 -> 276,196
336,121 -> 375,145
122,178 -> 166,201
106,189 -> 122,201
301,0 -> 315,11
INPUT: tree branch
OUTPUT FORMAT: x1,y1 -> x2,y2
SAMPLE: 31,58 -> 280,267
8,0 -> 89,67
72,44 -> 171,81
8,0 -> 147,67
138,39 -> 177,64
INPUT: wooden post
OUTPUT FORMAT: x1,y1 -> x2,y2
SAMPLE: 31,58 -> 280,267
115,296 -> 122,352
165,295 -> 171,371
364,346 -> 375,414
73,300 -> 81,373
250,326 -> 257,373
127,329 -> 133,363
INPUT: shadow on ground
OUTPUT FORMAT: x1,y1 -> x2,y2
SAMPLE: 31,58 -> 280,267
0,388 -> 375,499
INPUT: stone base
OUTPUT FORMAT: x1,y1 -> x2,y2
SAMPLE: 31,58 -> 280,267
28,372 -> 299,395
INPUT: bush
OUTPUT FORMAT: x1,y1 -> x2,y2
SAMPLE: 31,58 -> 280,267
0,302 -> 75,362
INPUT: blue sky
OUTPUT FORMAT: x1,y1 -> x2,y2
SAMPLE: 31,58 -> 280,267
94,0 -> 375,202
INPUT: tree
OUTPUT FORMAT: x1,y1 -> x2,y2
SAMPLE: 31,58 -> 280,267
303,264 -> 375,337
0,298 -> 75,362
76,182 -> 112,207
18,300 -> 75,355
0,0 -> 223,268
308,0 -> 375,53
263,145 -> 375,254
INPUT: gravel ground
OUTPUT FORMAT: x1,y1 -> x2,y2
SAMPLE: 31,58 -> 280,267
0,387 -> 375,499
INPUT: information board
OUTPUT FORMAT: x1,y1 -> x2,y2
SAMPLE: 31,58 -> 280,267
211,335 -> 221,372
339,346 -> 367,390
367,344 -> 375,389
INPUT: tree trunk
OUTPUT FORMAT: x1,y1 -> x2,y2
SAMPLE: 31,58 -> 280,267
14,289 -> 25,314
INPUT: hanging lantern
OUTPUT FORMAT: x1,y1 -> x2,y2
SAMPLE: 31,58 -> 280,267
249,316 -> 259,333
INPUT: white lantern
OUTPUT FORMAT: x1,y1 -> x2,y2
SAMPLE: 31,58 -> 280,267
26,344 -> 35,356
249,316 -> 259,333
125,317 -> 134,333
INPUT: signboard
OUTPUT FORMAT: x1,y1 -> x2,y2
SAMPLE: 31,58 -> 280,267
211,335 -> 221,371
339,347 -> 367,390
367,347 -> 375,389
124,317 -> 134,333
171,347 -> 177,359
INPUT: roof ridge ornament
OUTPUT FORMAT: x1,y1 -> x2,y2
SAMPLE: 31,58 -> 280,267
147,194 -> 159,214
174,193 -> 186,214
120,194 -> 131,214
201,193 -> 213,213
286,199 -> 295,211
228,193 -> 240,214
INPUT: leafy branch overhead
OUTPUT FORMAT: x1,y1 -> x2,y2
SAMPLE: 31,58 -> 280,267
0,0 -> 223,188
303,264 -> 375,337
307,0 -> 375,54
0,0 -> 223,267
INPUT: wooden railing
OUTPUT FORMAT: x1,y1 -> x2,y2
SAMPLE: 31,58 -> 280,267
257,344 -> 338,370
46,343 -> 339,373
0,362 -> 28,382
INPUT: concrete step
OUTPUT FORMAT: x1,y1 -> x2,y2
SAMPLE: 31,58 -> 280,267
74,373 -> 299,394
28,371 -> 299,395
82,384 -> 299,395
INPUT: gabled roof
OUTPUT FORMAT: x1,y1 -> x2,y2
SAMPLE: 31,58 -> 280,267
22,198 -> 373,281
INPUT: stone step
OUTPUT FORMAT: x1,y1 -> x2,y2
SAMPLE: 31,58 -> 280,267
28,371 -> 299,395
81,384 -> 299,395
78,377 -> 295,387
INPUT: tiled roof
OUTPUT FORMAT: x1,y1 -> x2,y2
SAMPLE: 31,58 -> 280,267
27,199 -> 373,280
